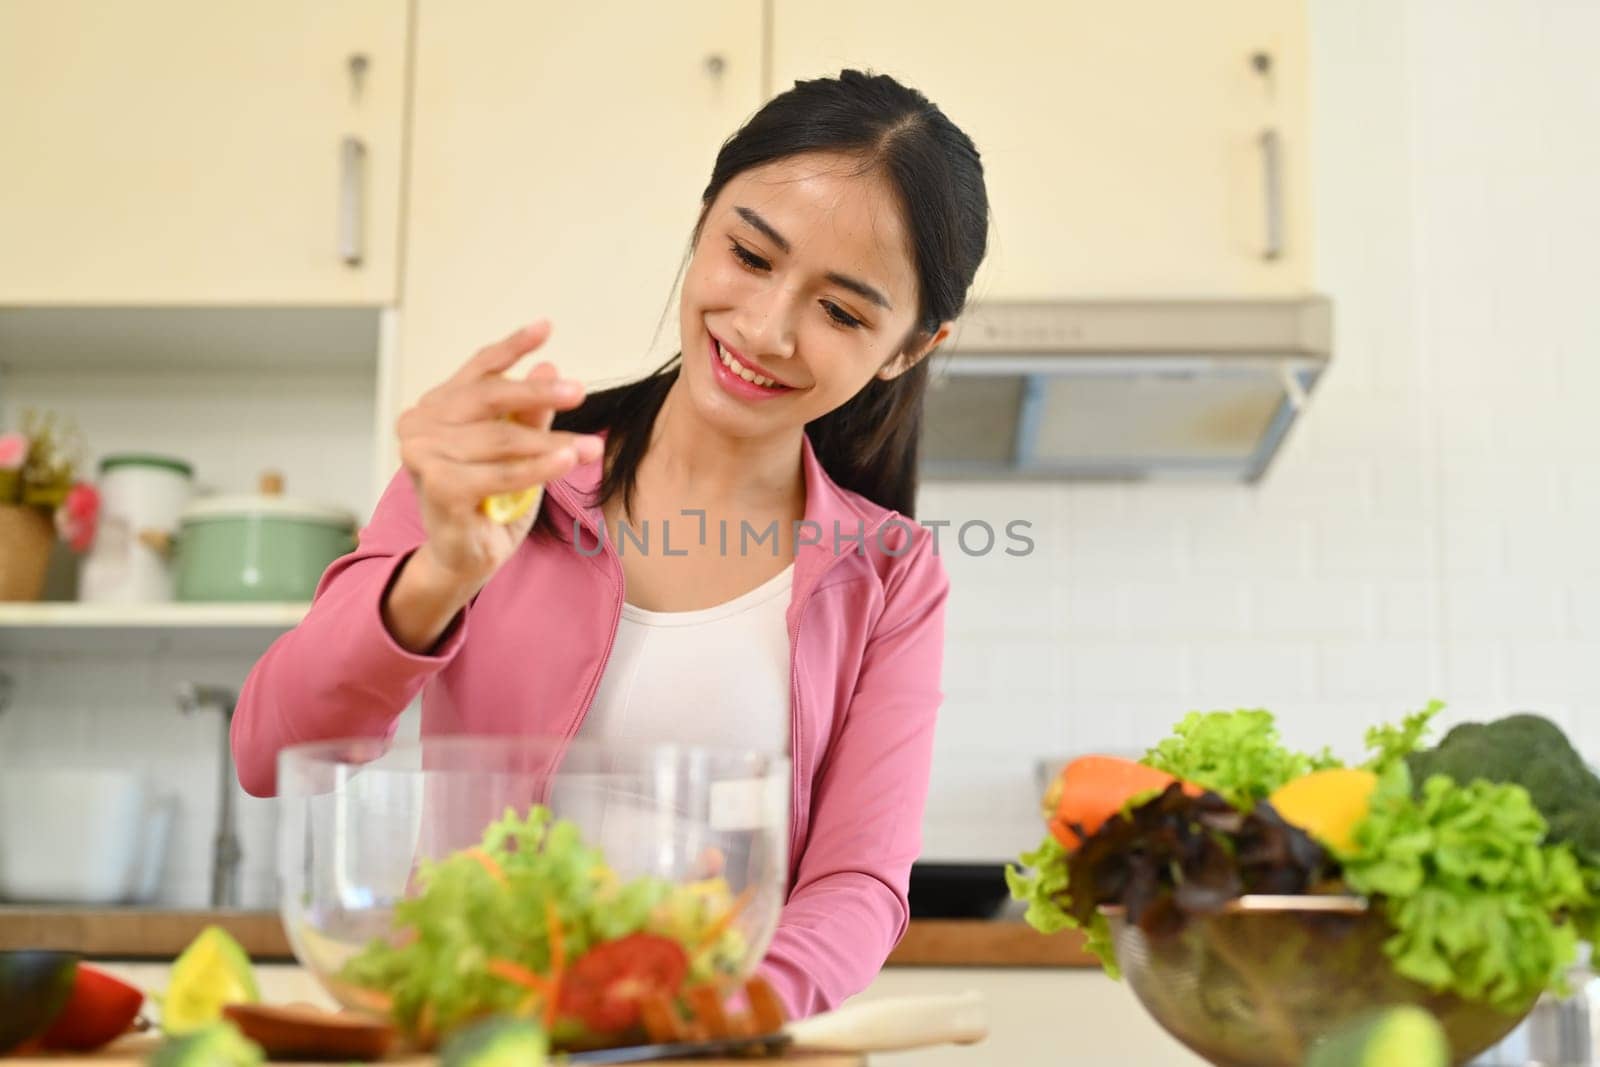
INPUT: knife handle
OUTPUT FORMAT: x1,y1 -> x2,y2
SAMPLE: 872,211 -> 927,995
785,990 -> 988,1052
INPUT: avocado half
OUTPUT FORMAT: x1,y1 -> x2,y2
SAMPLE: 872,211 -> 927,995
0,950 -> 80,1053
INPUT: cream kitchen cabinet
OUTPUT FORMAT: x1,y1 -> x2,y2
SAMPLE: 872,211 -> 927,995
770,0 -> 1312,299
0,1 -> 407,305
394,0 -> 763,414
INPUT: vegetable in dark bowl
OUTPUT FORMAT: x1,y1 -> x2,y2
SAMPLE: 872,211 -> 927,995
1105,896 -> 1534,1067
1011,704 -> 1600,1067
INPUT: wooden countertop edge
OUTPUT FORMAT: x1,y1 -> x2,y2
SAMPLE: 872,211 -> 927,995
0,910 -> 1100,967
12,1033 -> 864,1066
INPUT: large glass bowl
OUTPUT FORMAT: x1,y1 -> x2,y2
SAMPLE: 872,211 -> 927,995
276,736 -> 789,1038
1105,895 -> 1537,1067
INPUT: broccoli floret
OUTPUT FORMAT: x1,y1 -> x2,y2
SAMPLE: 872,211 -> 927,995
1406,713 -> 1600,862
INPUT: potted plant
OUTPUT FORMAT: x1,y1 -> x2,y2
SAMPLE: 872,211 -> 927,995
0,411 -> 100,601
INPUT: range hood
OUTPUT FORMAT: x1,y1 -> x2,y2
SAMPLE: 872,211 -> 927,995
921,297 -> 1332,483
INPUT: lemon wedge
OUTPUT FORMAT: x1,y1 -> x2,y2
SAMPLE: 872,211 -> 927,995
481,485 -> 542,524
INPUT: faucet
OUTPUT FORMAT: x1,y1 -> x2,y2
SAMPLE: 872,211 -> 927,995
175,683 -> 242,910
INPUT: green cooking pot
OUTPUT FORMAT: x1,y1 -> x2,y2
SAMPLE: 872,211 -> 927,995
174,491 -> 357,603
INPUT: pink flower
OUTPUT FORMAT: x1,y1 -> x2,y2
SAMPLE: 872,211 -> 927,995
0,432 -> 26,471
55,481 -> 101,553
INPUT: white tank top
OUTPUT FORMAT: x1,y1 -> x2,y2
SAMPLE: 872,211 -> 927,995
575,563 -> 795,756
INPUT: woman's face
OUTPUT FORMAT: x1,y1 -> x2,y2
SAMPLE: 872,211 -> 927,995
677,151 -> 947,440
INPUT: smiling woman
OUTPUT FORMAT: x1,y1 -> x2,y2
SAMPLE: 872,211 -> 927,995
229,69 -> 990,1024
557,70 -> 988,529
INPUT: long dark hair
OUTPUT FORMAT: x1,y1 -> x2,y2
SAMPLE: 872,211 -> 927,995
552,69 -> 988,520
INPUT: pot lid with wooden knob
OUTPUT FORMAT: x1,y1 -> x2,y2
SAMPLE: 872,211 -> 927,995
178,470 -> 356,528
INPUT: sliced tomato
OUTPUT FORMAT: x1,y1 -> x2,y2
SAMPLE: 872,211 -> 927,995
558,934 -> 689,1033
40,964 -> 145,1051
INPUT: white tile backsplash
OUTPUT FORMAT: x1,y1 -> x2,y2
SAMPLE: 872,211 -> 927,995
1440,523 -> 1507,577
1119,579 -> 1250,638
1063,642 -> 1188,701
1376,581 -> 1436,639
1441,580 -> 1568,639
1573,583 -> 1600,641
1188,642 -> 1319,706
1251,579 -> 1377,639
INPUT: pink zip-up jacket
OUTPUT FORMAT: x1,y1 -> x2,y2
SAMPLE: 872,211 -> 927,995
231,434 -> 949,1018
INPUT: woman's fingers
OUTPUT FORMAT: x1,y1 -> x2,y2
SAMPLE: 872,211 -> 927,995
447,320 -> 554,386
438,375 -> 587,424
400,327 -> 603,526
523,361 -> 561,433
428,451 -> 587,505
440,424 -> 604,464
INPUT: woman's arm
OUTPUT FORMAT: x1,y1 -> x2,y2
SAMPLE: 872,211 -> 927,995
231,326 -> 600,797
229,470 -> 477,797
755,531 -> 949,1018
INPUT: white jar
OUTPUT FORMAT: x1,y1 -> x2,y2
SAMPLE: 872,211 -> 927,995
79,453 -> 194,603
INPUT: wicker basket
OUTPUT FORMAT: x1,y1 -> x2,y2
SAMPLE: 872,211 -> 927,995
0,504 -> 54,601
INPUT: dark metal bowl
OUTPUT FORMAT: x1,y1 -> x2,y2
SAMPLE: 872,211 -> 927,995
1103,896 -> 1535,1067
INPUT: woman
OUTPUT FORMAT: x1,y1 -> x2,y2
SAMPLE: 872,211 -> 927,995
231,69 -> 989,1017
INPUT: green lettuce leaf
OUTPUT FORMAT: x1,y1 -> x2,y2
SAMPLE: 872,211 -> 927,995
1141,709 -> 1340,808
1005,835 -> 1119,976
1342,763 -> 1598,1012
339,805 -> 751,1037
1361,699 -> 1444,774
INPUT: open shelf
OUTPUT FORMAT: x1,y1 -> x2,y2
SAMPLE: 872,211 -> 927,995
0,602 -> 308,628
0,601 -> 309,656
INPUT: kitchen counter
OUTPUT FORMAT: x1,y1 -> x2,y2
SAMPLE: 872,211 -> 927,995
59,962 -> 1206,1067
9,1031 -> 862,1066
0,909 -> 1100,967
39,962 -> 1203,1067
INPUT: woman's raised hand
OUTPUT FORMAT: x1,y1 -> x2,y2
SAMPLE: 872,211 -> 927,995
396,321 -> 602,588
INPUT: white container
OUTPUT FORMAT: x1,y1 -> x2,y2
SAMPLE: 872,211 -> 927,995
0,767 -> 172,903
79,453 -> 194,603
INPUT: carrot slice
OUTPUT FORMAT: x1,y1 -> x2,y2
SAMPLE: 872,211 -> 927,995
694,886 -> 755,955
543,899 -> 566,1031
487,957 -> 551,996
464,847 -> 508,886
685,984 -> 731,1038
487,903 -> 568,1028
640,992 -> 687,1044
743,976 -> 787,1034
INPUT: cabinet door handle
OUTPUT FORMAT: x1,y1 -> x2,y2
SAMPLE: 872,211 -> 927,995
339,135 -> 366,267
1260,127 -> 1283,262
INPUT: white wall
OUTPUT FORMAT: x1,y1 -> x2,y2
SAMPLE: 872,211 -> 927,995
2,0 -> 1596,902
920,0 -> 1600,862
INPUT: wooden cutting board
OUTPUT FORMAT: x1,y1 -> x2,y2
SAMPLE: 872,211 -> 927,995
9,1034 -> 865,1066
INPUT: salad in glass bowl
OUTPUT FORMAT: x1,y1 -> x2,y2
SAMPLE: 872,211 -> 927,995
1008,703 -> 1600,1066
276,736 -> 789,1049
